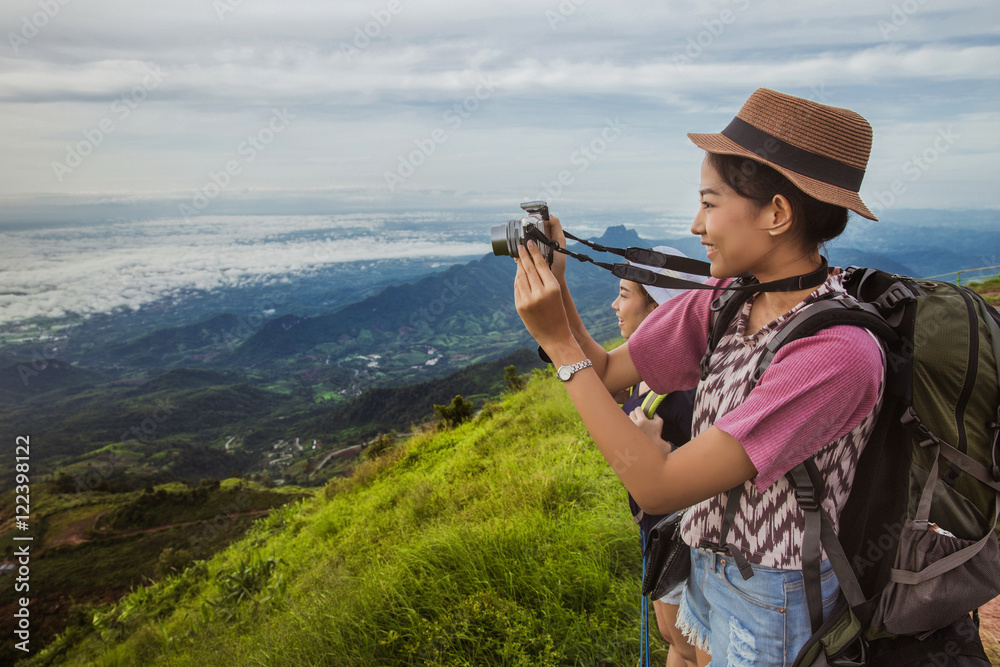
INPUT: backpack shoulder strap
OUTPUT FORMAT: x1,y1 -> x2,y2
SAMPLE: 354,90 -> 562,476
703,287 -> 897,598
700,274 -> 756,380
749,296 -> 898,389
755,296 -> 897,633
786,459 -> 867,634
639,391 -> 667,420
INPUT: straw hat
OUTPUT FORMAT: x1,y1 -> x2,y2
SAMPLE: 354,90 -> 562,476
688,88 -> 877,221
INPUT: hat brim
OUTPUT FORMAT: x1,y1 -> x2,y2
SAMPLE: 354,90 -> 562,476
688,131 -> 877,221
629,245 -> 710,305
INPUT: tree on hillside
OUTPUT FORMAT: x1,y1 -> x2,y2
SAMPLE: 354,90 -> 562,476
157,547 -> 194,577
364,433 -> 397,460
434,395 -> 474,428
504,365 -> 525,392
50,472 -> 78,494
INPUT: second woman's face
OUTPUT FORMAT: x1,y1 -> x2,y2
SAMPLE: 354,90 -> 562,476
612,279 -> 657,339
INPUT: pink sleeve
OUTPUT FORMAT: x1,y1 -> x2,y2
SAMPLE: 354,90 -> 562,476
715,325 -> 884,491
628,278 -> 730,394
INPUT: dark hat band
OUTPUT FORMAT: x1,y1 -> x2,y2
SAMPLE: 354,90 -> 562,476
720,117 -> 865,192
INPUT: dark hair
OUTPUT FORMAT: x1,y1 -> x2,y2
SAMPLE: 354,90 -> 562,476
706,152 -> 849,249
634,282 -> 656,306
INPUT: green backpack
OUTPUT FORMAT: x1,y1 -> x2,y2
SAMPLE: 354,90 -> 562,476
703,266 -> 1000,666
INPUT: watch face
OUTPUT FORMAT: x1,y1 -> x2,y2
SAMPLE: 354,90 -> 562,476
557,366 -> 572,381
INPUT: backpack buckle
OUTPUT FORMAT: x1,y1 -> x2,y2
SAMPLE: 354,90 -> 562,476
697,540 -> 755,580
901,407 -> 942,448
793,487 -> 821,512
875,283 -> 913,311
698,538 -> 724,553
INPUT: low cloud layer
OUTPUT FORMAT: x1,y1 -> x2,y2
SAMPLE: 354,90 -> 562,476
0,215 -> 485,327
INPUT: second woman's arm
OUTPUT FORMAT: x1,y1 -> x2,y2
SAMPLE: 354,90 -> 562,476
515,238 -> 757,514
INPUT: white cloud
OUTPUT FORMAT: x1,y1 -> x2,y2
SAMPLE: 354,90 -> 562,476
0,0 -> 995,218
3,38 -> 995,104
0,215 -> 486,326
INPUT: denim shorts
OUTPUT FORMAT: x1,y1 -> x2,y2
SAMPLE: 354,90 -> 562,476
676,547 -> 840,666
658,580 -> 685,605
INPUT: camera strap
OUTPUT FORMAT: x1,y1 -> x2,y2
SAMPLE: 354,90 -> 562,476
539,229 -> 829,294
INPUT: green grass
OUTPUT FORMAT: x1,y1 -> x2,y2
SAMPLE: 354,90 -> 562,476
968,276 -> 1000,306
27,370 -> 657,666
0,477 -> 314,667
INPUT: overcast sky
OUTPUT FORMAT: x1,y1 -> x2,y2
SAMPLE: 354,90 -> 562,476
0,0 -> 998,226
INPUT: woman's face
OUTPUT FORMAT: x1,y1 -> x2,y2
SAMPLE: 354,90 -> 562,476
690,156 -> 777,278
612,279 -> 657,339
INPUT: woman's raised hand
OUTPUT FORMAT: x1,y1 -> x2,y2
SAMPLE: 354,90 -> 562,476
545,215 -> 568,283
513,239 -> 572,352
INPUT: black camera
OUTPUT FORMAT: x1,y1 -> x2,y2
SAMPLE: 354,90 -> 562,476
491,201 -> 550,260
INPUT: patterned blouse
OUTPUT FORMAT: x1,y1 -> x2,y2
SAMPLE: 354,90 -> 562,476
630,272 -> 885,569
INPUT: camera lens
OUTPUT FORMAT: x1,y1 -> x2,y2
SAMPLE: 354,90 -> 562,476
491,213 -> 550,260
491,219 -> 520,257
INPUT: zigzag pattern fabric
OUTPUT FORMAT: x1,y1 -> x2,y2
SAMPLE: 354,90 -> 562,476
681,274 -> 884,569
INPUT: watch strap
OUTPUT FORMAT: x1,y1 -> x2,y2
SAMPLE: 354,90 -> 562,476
557,359 -> 593,381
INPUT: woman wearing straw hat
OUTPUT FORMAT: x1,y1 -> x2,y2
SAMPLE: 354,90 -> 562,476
512,88 -> 885,665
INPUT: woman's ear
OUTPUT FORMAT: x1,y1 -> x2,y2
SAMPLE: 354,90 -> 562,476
764,194 -> 794,237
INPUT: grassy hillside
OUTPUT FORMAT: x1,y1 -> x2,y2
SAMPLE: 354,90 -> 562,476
0,349 -> 547,495
969,276 -> 1000,306
26,370 -> 653,666
18,278 -> 996,666
0,477 -> 309,666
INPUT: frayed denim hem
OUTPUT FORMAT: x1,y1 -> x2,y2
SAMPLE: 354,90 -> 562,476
675,585 -> 711,655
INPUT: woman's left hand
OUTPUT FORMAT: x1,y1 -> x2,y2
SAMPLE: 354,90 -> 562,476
514,239 -> 573,350
629,407 -> 672,456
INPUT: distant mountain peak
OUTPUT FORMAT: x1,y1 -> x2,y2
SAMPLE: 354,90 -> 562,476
591,225 -> 645,247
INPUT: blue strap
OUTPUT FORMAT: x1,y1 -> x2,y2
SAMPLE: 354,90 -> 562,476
640,528 -> 651,667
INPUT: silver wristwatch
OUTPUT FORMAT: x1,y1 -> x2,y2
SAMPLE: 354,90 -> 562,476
556,359 -> 593,382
